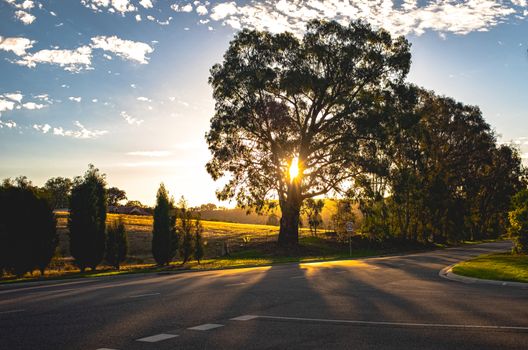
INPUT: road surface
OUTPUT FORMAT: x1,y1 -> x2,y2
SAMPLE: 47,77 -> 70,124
1,241 -> 527,349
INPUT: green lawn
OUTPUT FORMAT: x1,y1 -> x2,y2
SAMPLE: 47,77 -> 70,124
452,252 -> 528,283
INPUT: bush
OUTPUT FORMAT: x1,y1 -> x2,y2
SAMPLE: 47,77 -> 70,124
106,218 -> 128,269
68,165 -> 107,272
152,184 -> 178,265
508,190 -> 528,254
0,186 -> 57,276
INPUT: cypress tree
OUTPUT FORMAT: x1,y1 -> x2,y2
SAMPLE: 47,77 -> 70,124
106,217 -> 128,270
152,183 -> 177,265
0,184 -> 57,277
68,165 -> 107,272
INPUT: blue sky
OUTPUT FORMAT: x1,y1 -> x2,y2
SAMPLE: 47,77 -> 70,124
1,0 -> 527,206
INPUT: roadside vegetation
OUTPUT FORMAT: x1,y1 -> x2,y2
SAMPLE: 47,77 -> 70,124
453,253 -> 528,283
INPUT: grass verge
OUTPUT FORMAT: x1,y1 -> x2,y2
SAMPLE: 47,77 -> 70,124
452,252 -> 528,283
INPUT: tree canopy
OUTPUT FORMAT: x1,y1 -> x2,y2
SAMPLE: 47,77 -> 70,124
207,20 -> 411,246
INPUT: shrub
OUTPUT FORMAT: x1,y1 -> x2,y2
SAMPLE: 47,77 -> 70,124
194,218 -> 204,264
106,217 -> 128,269
68,165 -> 107,272
177,197 -> 194,265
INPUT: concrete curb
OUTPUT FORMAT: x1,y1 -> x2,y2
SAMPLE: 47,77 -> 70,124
439,264 -> 528,289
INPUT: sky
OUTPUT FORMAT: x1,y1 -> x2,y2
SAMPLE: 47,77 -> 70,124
1,0 -> 527,207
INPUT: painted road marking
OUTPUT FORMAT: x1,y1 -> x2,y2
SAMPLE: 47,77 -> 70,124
255,315 -> 528,331
225,283 -> 247,287
231,315 -> 259,321
128,293 -> 160,298
0,309 -> 25,315
136,333 -> 178,342
188,323 -> 224,331
290,276 -> 305,279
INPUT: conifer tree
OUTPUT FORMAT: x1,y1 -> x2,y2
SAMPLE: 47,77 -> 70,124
152,183 -> 177,265
194,218 -> 204,264
178,197 -> 194,265
68,165 -> 107,272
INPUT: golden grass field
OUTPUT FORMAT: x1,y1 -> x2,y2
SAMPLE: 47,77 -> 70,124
54,211 -> 321,264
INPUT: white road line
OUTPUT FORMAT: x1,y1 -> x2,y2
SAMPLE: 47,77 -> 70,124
0,309 -> 25,315
290,275 -> 305,279
255,315 -> 528,331
136,333 -> 178,342
225,283 -> 247,287
188,323 -> 224,331
0,279 -> 98,295
231,315 -> 259,321
128,293 -> 160,298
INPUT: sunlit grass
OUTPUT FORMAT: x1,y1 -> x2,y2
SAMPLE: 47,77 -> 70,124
452,252 -> 528,283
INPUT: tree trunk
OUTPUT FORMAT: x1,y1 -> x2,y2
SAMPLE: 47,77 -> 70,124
278,181 -> 301,247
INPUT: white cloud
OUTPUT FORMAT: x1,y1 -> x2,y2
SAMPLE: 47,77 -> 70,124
209,0 -> 524,36
0,119 -> 17,129
82,0 -> 136,14
172,3 -> 193,12
33,123 -> 51,133
22,102 -> 46,109
3,92 -> 24,103
0,37 -> 35,56
16,46 -> 92,72
130,83 -> 136,88
120,111 -> 144,125
69,96 -> 82,102
210,2 -> 238,21
127,150 -> 172,157
196,4 -> 208,15
90,36 -> 154,64
135,14 -> 142,21
92,98 -> 98,102
5,0 -> 35,9
34,94 -> 50,102
136,96 -> 151,102
0,98 -> 16,112
14,10 -> 36,25
53,121 -> 108,139
139,0 -> 153,8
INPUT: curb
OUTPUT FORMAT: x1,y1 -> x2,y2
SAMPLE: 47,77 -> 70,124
439,264 -> 528,289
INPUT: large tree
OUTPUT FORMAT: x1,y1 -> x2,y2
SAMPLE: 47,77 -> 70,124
206,20 -> 411,246
44,177 -> 72,209
107,187 -> 127,207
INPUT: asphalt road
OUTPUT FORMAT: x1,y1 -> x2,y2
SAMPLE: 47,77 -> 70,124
1,241 -> 527,350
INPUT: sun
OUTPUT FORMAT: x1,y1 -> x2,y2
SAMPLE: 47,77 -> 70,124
289,156 -> 299,181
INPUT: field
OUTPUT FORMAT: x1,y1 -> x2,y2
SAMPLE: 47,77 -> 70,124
54,212 -> 325,264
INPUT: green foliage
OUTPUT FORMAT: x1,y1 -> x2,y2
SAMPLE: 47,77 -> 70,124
107,187 -> 127,207
352,85 -> 525,244
68,165 -> 107,272
0,185 -> 57,276
207,20 -> 411,246
508,190 -> 528,254
106,217 -> 128,269
44,177 -> 72,209
194,218 -> 204,263
177,197 -> 194,264
303,199 -> 325,236
331,200 -> 356,241
151,183 -> 177,266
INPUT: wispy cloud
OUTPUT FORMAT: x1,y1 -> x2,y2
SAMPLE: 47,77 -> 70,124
69,96 -> 82,102
209,0 -> 527,36
16,46 -> 93,72
91,36 -> 154,64
33,121 -> 108,139
14,10 -> 35,24
82,0 -> 136,14
171,3 -> 193,12
120,111 -> 144,125
22,102 -> 46,110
